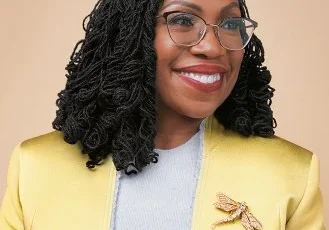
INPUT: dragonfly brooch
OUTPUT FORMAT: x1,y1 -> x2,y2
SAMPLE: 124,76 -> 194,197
212,193 -> 262,230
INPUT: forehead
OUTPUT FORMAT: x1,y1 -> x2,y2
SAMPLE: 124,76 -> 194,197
160,0 -> 241,16
160,0 -> 240,10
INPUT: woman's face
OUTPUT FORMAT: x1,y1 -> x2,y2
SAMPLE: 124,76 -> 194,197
154,0 -> 244,119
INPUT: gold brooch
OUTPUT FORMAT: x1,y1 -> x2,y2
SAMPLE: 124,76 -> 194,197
212,193 -> 262,230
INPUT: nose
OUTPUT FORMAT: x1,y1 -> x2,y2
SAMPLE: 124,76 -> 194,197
189,26 -> 226,59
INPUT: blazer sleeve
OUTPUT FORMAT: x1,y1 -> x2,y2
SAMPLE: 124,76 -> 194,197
0,143 -> 24,230
286,153 -> 326,230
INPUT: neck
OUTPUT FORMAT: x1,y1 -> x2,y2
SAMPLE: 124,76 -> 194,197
155,105 -> 203,150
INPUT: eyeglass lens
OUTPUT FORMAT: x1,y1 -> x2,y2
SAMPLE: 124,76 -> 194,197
166,12 -> 255,50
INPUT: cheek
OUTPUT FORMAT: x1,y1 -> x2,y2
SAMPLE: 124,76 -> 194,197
155,24 -> 173,60
230,50 -> 244,73
154,25 -> 185,99
154,25 -> 182,71
154,27 -> 172,94
227,50 -> 244,87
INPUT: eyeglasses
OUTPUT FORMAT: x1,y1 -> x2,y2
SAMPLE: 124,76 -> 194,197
157,11 -> 258,51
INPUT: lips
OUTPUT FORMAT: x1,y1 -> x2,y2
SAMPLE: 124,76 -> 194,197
174,64 -> 228,75
174,64 -> 227,92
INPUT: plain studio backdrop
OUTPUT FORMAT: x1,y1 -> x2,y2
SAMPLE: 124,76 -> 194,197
0,0 -> 328,227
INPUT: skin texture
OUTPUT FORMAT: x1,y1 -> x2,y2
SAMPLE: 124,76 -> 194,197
154,0 -> 244,149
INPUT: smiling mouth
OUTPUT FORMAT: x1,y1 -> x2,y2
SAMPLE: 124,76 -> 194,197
176,71 -> 224,92
178,71 -> 222,84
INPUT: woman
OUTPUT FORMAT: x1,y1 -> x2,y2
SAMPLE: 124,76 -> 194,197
0,0 -> 325,229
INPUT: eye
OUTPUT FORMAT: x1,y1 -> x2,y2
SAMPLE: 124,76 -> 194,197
221,19 -> 242,30
168,14 -> 195,27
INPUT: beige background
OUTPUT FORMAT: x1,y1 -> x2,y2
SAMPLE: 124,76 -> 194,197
0,0 -> 328,227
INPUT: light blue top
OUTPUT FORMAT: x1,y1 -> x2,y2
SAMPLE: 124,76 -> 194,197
110,122 -> 205,230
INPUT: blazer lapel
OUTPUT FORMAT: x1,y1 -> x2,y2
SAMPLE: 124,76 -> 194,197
191,117 -> 268,230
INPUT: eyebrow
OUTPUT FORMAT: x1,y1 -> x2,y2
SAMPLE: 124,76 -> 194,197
161,1 -> 240,14
220,2 -> 240,15
161,1 -> 202,12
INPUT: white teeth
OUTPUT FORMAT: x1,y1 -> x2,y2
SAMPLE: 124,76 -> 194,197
179,72 -> 222,84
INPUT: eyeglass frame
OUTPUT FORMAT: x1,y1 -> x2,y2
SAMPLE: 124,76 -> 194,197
156,10 -> 258,51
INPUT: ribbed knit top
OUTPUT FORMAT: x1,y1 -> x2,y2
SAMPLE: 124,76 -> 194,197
110,122 -> 205,230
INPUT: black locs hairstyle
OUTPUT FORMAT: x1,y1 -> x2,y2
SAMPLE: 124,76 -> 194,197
53,0 -> 276,174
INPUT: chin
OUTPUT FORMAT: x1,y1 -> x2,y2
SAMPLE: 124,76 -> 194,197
180,106 -> 217,120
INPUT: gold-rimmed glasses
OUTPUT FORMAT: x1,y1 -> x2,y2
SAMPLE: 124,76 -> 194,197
157,11 -> 258,50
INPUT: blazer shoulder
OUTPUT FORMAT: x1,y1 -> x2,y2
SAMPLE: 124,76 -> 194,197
224,132 -> 316,194
17,130 -> 89,167
21,130 -> 71,149
252,134 -> 313,166
235,132 -> 313,172
205,116 -> 314,172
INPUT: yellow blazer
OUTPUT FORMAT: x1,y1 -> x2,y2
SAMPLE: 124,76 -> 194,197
0,117 -> 325,229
